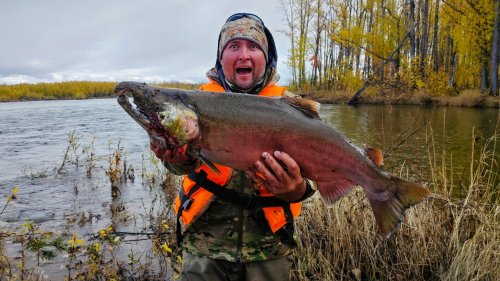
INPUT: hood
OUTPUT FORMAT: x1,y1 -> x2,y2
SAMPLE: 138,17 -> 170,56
209,16 -> 279,94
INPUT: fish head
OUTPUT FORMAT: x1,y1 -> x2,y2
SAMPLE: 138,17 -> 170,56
158,102 -> 200,145
114,81 -> 199,149
115,81 -> 170,113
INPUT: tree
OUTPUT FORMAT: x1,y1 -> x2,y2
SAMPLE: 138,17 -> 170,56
409,0 -> 416,58
490,0 -> 500,96
310,0 -> 324,86
419,0 -> 430,71
278,0 -> 499,95
432,0 -> 440,73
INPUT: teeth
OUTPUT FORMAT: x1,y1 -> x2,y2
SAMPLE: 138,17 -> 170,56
237,68 -> 252,74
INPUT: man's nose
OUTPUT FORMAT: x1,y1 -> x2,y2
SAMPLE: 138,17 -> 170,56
238,46 -> 251,60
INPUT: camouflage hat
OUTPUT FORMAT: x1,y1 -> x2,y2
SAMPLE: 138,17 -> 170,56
218,17 -> 269,62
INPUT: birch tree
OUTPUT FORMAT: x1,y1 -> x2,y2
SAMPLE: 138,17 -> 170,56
490,0 -> 500,96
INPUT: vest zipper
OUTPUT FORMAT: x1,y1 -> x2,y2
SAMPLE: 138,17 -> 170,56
235,173 -> 244,263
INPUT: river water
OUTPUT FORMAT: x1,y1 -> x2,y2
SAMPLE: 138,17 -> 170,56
0,98 -> 498,278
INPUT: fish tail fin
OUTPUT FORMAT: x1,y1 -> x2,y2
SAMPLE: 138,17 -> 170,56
369,177 -> 431,237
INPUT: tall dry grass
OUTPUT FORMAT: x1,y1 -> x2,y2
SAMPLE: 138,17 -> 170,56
292,130 -> 499,280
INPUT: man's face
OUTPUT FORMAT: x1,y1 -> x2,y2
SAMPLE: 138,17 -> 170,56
220,39 -> 266,90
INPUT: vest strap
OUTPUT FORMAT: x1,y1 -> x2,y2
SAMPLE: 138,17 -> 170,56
178,170 -> 297,246
187,171 -> 291,209
176,178 -> 203,245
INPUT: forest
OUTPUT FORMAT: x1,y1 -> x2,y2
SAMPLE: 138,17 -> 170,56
1,0 -> 499,105
280,0 -> 500,97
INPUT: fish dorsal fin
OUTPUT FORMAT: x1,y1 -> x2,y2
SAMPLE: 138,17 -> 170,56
281,97 -> 321,119
365,148 -> 384,167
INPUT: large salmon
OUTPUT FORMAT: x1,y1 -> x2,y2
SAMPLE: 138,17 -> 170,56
115,81 -> 431,237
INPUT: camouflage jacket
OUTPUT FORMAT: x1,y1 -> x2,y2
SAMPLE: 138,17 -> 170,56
164,160 -> 293,262
161,78 -> 309,262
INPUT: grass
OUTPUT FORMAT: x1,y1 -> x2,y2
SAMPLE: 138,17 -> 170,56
291,129 -> 499,280
0,81 -> 200,102
1,126 -> 499,280
302,87 -> 500,107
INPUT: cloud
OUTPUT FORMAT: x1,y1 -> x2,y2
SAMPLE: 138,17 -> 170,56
0,0 -> 291,85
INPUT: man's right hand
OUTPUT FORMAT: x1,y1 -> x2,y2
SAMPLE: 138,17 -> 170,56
150,140 -> 193,164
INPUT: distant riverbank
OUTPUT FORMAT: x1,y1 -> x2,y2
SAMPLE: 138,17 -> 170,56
0,81 -> 199,102
299,87 -> 500,108
1,81 -> 498,107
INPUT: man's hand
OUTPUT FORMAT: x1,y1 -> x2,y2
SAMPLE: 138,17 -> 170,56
150,139 -> 193,164
246,151 -> 307,202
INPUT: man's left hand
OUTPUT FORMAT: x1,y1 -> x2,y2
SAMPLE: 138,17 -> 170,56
247,151 -> 307,202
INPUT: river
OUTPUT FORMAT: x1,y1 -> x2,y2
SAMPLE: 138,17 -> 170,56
0,98 -> 498,278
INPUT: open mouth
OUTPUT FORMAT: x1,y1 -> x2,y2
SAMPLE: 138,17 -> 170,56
236,67 -> 252,75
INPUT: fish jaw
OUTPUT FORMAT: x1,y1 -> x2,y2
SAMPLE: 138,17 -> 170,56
114,82 -> 188,149
116,94 -> 150,132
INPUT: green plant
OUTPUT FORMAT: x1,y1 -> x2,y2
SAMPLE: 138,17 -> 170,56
83,135 -> 97,178
66,233 -> 85,280
0,186 -> 18,216
58,130 -> 83,174
105,141 -> 125,198
22,221 -> 65,265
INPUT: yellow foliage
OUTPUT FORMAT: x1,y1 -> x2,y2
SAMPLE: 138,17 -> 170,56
415,79 -> 426,90
67,233 -> 84,248
0,81 -> 199,102
6,186 -> 19,203
160,243 -> 173,254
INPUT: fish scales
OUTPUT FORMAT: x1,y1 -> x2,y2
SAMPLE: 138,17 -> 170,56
115,81 -> 431,237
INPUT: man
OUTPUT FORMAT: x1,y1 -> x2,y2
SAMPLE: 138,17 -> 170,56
151,13 -> 314,281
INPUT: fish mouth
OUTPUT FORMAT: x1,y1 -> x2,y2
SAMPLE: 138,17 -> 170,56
114,81 -> 181,149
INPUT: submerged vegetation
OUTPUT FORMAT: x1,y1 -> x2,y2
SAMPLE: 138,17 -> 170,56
0,132 -> 183,280
1,122 -> 499,280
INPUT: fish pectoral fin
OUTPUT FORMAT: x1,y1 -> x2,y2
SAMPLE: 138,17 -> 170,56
316,179 -> 355,206
197,154 -> 221,175
281,97 -> 321,119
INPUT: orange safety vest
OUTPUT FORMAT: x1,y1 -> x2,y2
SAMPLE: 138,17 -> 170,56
174,82 -> 302,236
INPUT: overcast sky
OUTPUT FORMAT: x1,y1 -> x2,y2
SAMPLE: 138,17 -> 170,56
0,0 -> 292,85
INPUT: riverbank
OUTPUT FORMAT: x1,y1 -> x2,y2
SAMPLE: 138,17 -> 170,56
1,81 -> 499,107
0,81 -> 199,102
300,87 -> 500,107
